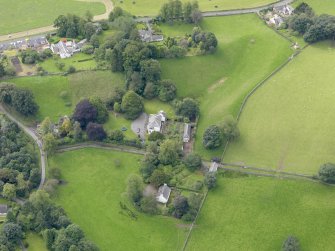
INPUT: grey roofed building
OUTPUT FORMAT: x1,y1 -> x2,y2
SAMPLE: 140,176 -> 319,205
273,5 -> 294,16
50,39 -> 86,59
0,204 -> 8,216
138,30 -> 164,43
156,183 -> 171,204
147,111 -> 166,134
0,36 -> 49,52
209,162 -> 219,173
183,123 -> 191,143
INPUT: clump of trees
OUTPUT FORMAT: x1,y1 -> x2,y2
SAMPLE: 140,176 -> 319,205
159,0 -> 202,24
282,235 -> 300,251
0,55 -> 16,77
174,97 -> 200,121
0,190 -> 98,250
20,49 -> 52,64
171,193 -> 203,221
318,163 -> 335,184
288,3 -> 335,43
121,91 -> 144,120
0,83 -> 39,116
203,116 -> 239,149
54,13 -> 99,40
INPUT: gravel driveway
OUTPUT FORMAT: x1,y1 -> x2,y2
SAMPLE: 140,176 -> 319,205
131,113 -> 148,140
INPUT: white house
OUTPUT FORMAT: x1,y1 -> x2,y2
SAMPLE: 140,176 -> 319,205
269,14 -> 284,27
209,162 -> 219,173
274,5 -> 294,16
50,39 -> 86,59
147,111 -> 166,134
183,123 -> 191,143
156,184 -> 171,204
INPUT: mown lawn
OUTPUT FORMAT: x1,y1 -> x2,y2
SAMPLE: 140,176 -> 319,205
115,0 -> 275,16
26,233 -> 47,251
224,41 -> 335,175
187,175 -> 335,251
160,15 -> 292,159
50,148 -> 187,251
104,112 -> 136,138
0,0 -> 105,35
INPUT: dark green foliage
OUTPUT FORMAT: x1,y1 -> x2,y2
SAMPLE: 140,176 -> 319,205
140,152 -> 160,180
126,174 -> 143,204
89,96 -> 109,124
0,83 -> 38,116
121,91 -> 144,120
81,45 -> 94,54
2,223 -> 23,245
158,139 -> 181,165
109,7 -> 124,22
126,71 -> 145,95
175,98 -> 199,120
159,79 -> 177,102
109,130 -> 125,142
289,14 -> 314,34
148,131 -> 165,141
143,82 -> 159,99
140,195 -> 158,215
205,172 -> 217,189
20,50 -> 40,64
203,125 -> 223,149
149,168 -> 171,187
140,59 -> 161,83
86,122 -> 107,141
173,195 -> 189,218
282,236 -> 300,251
294,2 -> 314,16
221,116 -> 240,141
72,99 -> 97,129
160,0 -> 201,24
67,65 -> 76,74
304,15 -> 335,43
184,153 -> 202,171
319,163 -> 335,184
191,27 -> 218,53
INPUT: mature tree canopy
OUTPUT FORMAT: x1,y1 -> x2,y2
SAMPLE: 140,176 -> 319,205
173,195 -> 189,218
86,122 -> 107,141
158,139 -> 181,165
175,98 -> 199,120
319,163 -> 335,184
159,79 -> 177,102
89,96 -> 109,124
203,125 -> 223,149
184,153 -> 202,171
73,99 -> 97,129
221,116 -> 240,141
121,91 -> 144,120
205,172 -> 217,189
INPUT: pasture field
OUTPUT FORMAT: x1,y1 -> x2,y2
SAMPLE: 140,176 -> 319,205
8,71 -> 125,122
0,0 -> 105,35
26,233 -> 47,251
224,41 -> 335,175
187,174 -> 335,251
160,15 -> 292,159
116,0 -> 275,16
294,0 -> 335,15
50,148 -> 187,251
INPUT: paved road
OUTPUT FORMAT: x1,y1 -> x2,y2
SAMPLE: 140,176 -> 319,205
0,0 -> 114,42
0,105 -> 46,189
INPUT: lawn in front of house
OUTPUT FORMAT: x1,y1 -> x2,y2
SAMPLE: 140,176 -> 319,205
160,15 -> 292,159
50,148 -> 187,251
187,174 -> 335,250
25,233 -> 48,251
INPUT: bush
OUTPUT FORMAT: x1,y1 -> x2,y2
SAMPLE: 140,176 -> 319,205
81,44 -> 95,54
318,163 -> 335,184
184,153 -> 202,171
203,125 -> 223,149
67,65 -> 76,74
205,172 -> 217,189
86,122 -> 107,141
109,130 -> 125,142
140,195 -> 158,214
148,131 -> 165,141
159,79 -> 177,102
282,236 -> 300,251
175,98 -> 199,120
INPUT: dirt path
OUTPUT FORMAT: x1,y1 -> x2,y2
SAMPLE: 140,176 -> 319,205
0,0 -> 113,42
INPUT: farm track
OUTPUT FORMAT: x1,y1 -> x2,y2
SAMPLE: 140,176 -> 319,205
0,0 -> 114,42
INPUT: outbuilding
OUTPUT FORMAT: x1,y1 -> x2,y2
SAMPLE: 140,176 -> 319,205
156,183 -> 171,204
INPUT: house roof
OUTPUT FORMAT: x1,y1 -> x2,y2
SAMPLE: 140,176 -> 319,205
209,162 -> 219,172
0,204 -> 8,214
148,114 -> 162,129
157,184 -> 171,200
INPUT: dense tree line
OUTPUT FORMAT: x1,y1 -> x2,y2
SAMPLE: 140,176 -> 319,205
0,115 -> 40,200
20,49 -> 53,65
0,190 -> 98,250
0,56 -> 16,78
159,0 -> 202,24
288,2 -> 335,43
0,83 -> 39,116
54,13 -> 99,40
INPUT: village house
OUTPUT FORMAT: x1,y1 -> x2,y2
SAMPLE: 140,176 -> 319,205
274,5 -> 294,16
156,183 -> 171,204
147,110 -> 166,134
50,39 -> 86,58
209,161 -> 219,173
139,30 -> 164,43
183,123 -> 191,143
269,14 -> 284,27
0,36 -> 49,52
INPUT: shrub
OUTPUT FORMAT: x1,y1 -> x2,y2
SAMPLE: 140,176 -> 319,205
109,130 -> 125,142
282,236 -> 300,251
159,79 -> 177,102
318,163 -> 335,184
67,65 -> 76,74
148,131 -> 165,141
205,172 -> 217,189
86,122 -> 107,141
184,153 -> 202,171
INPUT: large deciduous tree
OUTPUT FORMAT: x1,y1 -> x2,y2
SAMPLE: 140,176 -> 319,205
203,125 -> 223,149
121,91 -> 144,120
73,99 -> 97,129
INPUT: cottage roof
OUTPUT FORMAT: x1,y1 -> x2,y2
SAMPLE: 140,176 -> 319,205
183,123 -> 191,139
157,184 -> 171,201
148,114 -> 162,129
0,204 -> 8,214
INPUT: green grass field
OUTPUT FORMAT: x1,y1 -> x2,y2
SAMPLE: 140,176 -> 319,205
187,175 -> 335,251
39,54 -> 97,73
160,15 -> 292,159
50,148 -> 187,251
0,0 -> 105,35
224,41 -> 335,175
26,233 -> 47,251
116,0 -> 275,16
8,71 -> 125,122
294,0 -> 335,15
